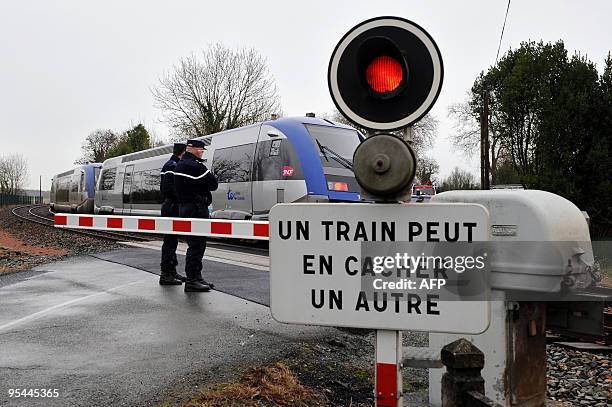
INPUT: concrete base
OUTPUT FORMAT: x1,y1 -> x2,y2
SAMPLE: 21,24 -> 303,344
429,291 -> 508,406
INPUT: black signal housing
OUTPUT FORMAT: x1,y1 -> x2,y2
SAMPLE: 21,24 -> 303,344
328,16 -> 444,131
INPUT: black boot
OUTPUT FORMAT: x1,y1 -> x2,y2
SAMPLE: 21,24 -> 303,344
198,279 -> 215,289
184,279 -> 211,292
171,270 -> 187,282
159,268 -> 183,285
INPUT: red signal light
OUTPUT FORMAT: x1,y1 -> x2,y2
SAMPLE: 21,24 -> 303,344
366,56 -> 404,93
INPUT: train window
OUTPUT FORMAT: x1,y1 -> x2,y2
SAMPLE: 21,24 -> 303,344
254,140 -> 304,181
231,144 -> 254,182
212,147 -> 233,183
122,168 -> 133,204
130,171 -> 143,203
94,167 -> 101,185
70,174 -> 79,193
80,172 -> 86,192
129,170 -> 162,204
142,170 -> 163,204
305,124 -> 360,169
212,144 -> 255,183
57,178 -> 70,202
270,139 -> 281,156
100,168 -> 117,190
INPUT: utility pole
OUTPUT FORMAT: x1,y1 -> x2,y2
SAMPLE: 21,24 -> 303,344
480,96 -> 485,188
483,91 -> 490,189
480,90 -> 491,189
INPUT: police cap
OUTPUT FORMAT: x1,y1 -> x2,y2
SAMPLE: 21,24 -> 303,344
186,139 -> 206,149
173,142 -> 187,155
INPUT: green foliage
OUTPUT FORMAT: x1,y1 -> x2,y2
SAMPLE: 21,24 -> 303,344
106,124 -> 153,159
470,41 -> 612,237
494,160 -> 521,185
76,124 -> 158,164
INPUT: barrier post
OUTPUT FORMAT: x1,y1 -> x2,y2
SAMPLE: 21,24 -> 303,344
375,330 -> 403,407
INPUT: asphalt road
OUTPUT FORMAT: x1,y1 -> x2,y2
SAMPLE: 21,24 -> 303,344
0,248 -> 335,406
93,245 -> 271,305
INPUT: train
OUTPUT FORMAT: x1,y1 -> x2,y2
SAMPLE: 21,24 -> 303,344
50,163 -> 102,213
51,117 -> 363,219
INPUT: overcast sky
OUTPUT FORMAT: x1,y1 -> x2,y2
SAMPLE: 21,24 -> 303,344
1,0 -> 611,190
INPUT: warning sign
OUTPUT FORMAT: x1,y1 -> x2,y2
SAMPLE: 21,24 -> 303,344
269,203 -> 491,333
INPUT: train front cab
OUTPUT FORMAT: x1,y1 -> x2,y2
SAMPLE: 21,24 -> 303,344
267,117 -> 361,202
206,117 -> 361,221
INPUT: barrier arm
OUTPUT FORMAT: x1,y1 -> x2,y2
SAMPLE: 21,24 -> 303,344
54,213 -> 270,241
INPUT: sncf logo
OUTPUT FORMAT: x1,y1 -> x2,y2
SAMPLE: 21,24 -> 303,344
282,166 -> 294,177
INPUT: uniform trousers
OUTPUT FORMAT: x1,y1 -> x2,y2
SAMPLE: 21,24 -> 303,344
160,199 -> 179,271
179,202 -> 209,281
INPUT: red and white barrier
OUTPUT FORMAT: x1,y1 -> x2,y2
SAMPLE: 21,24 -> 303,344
54,214 -> 269,240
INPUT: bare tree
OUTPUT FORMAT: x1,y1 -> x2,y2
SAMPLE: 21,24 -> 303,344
415,156 -> 440,184
153,44 -> 282,138
410,113 -> 439,155
447,101 -> 480,155
0,154 -> 29,194
448,97 -> 506,184
75,129 -> 119,164
327,109 -> 438,156
440,167 -> 479,191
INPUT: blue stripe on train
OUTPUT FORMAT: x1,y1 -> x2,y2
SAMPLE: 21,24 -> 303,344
267,118 -> 359,202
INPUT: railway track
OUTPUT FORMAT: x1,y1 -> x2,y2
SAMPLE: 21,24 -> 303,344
14,205 -> 270,256
547,286 -> 612,345
11,205 -> 151,242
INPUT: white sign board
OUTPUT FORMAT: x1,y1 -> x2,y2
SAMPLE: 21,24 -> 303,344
270,203 -> 491,334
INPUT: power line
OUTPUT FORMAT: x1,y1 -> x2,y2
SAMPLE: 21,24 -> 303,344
495,0 -> 512,64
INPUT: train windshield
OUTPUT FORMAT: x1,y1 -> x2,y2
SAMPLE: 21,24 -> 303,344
94,167 -> 101,185
305,124 -> 361,170
305,124 -> 361,194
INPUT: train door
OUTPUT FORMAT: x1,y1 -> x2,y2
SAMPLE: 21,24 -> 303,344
122,165 -> 134,214
209,125 -> 259,219
251,125 -> 307,219
69,170 -> 80,212
78,170 -> 86,205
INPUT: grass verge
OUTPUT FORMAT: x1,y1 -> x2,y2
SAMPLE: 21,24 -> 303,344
183,363 -> 317,407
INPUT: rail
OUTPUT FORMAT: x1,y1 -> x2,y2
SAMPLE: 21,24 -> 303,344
11,205 -> 150,242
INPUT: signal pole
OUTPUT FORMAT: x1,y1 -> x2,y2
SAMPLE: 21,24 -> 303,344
401,126 -> 414,144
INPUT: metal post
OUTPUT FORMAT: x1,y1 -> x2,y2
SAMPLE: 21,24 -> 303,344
401,126 -> 414,144
375,330 -> 403,407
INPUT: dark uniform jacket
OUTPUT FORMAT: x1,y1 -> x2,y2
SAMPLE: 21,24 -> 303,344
175,152 -> 218,218
160,155 -> 180,203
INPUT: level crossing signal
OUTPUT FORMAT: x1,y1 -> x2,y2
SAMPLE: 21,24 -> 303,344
328,16 -> 444,131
